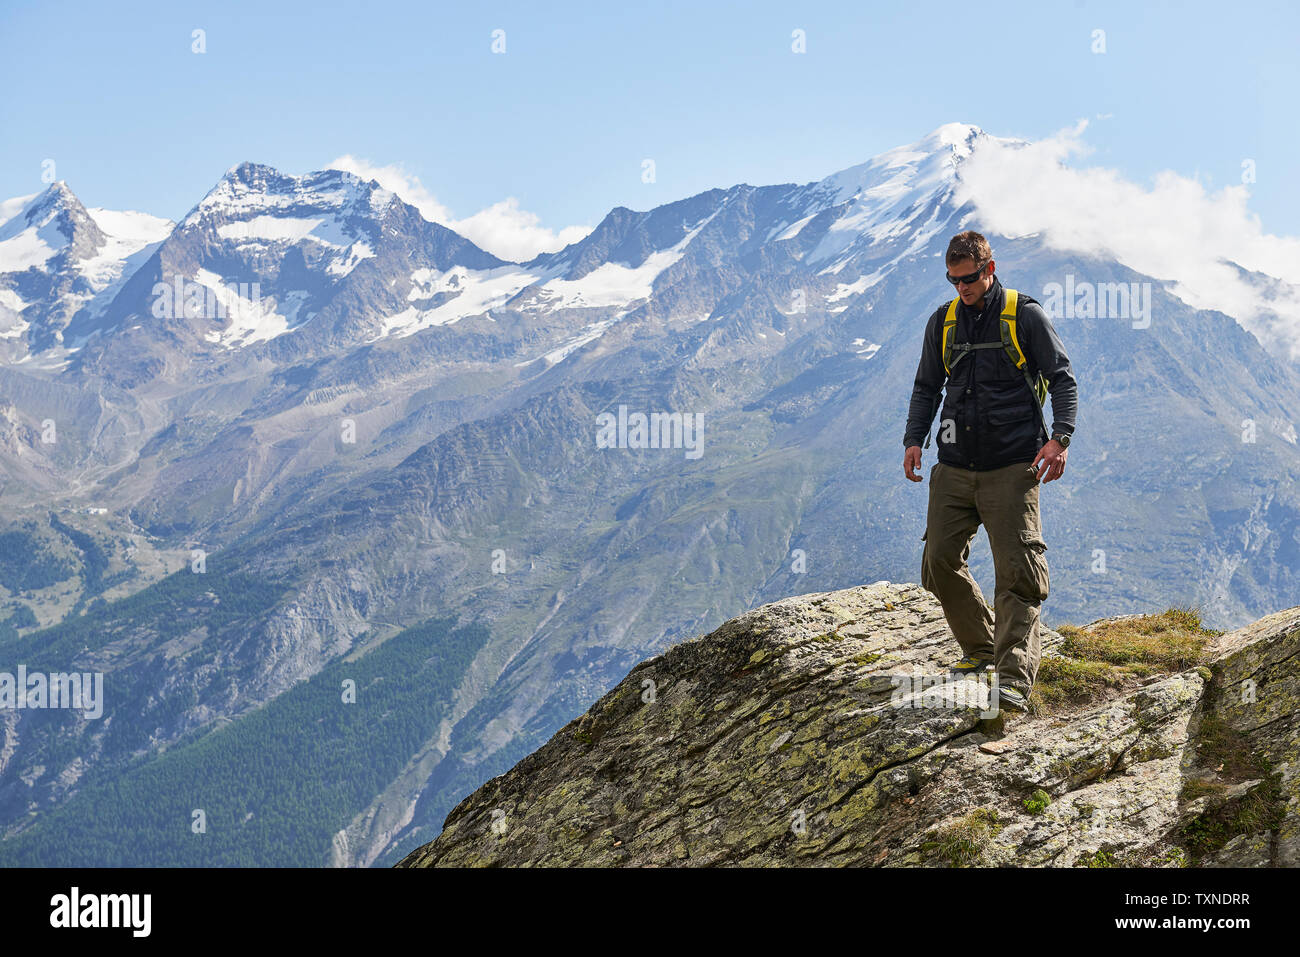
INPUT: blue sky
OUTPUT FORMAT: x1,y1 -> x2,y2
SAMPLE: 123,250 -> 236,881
2,0 -> 1297,245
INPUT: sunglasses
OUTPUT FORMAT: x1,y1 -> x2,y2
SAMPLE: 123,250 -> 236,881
945,262 -> 987,286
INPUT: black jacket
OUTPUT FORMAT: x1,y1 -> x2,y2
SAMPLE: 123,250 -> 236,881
903,275 -> 1078,471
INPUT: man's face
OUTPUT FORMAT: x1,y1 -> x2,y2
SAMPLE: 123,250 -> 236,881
947,257 -> 995,307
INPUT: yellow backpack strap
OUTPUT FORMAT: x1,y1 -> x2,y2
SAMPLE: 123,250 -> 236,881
997,287 -> 1051,440
998,287 -> 1027,369
940,297 -> 960,375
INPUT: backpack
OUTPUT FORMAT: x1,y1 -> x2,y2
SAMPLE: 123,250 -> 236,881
924,288 -> 1050,449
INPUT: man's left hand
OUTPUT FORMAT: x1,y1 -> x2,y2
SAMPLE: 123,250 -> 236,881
1032,440 -> 1068,483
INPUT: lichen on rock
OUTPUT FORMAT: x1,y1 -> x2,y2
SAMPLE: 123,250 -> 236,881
395,583 -> 1300,868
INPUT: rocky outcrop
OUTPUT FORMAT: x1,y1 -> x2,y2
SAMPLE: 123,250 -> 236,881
397,581 -> 1300,867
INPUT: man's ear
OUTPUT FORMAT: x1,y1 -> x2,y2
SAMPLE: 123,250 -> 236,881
986,259 -> 996,276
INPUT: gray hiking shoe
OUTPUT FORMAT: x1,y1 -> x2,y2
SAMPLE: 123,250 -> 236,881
995,686 -> 1030,714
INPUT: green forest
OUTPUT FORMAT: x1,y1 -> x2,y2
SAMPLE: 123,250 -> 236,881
0,615 -> 489,866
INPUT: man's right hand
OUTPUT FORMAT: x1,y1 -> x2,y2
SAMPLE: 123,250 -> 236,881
904,445 -> 924,482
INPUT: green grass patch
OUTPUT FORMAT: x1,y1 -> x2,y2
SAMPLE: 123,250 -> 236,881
923,807 -> 1003,867
1180,776 -> 1285,863
1057,606 -> 1221,670
1032,605 -> 1223,716
1030,657 -> 1137,715
1115,845 -> 1188,868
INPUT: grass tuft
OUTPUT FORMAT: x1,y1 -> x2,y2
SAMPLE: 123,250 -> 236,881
923,807 -> 1003,866
1032,605 -> 1222,715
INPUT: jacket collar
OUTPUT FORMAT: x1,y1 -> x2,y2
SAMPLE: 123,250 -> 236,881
961,274 -> 1002,322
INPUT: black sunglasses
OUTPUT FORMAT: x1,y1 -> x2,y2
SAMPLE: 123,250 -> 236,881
945,262 -> 987,286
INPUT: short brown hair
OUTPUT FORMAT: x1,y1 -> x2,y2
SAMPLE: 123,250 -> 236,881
946,231 -> 992,268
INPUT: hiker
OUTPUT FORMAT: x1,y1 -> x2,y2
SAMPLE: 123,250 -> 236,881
902,231 -> 1078,714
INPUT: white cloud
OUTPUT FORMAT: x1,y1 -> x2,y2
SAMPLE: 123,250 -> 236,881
955,120 -> 1300,361
326,155 -> 592,262
327,154 -> 453,224
449,197 -> 593,265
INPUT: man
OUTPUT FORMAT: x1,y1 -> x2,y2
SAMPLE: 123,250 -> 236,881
902,231 -> 1078,714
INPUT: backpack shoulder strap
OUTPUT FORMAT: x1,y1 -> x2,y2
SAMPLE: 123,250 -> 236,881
940,297 -> 960,375
997,286 -> 1051,439
997,288 -> 1028,369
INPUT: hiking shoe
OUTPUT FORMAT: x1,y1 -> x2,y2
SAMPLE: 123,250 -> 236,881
949,654 -> 994,676
995,686 -> 1030,714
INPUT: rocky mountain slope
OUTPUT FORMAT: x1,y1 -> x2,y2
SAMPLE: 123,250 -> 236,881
399,581 -> 1299,867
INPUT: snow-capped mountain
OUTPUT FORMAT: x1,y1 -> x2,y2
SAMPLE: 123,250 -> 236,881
5,123 -> 1298,375
0,124 -> 1006,373
0,183 -> 171,360
772,122 -> 988,272
64,162 -> 529,381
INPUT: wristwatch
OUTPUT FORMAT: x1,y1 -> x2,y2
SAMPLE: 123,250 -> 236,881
1051,432 -> 1071,449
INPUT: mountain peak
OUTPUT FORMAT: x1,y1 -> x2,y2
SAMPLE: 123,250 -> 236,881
38,179 -> 77,201
923,121 -> 984,152
398,582 -> 1300,868
222,160 -> 282,186
824,123 -> 1021,193
184,162 -> 395,227
0,179 -> 104,262
22,180 -> 87,221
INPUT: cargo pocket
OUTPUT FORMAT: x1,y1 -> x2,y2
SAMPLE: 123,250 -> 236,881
1018,529 -> 1047,551
1018,529 -> 1049,601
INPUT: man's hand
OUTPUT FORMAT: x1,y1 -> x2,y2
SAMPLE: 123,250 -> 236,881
904,445 -> 924,482
1032,440 -> 1068,483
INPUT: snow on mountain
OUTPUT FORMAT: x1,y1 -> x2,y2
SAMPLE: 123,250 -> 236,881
534,211 -> 717,310
375,264 -> 545,339
0,185 -> 170,283
774,124 -> 1024,276
0,199 -> 65,272
0,183 -> 172,357
180,162 -> 393,281
72,208 -> 174,338
6,121 -> 1299,369
0,192 -> 33,225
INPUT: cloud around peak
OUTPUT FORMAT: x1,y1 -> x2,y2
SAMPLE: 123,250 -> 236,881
326,155 -> 592,262
955,119 -> 1300,360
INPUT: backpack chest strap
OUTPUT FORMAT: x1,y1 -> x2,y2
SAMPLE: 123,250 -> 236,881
936,286 -> 1050,443
941,288 -> 1024,374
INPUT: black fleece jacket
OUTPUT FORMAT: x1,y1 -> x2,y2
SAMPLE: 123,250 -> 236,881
903,275 -> 1078,470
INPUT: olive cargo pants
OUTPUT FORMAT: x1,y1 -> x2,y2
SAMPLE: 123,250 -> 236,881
920,460 -> 1050,695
